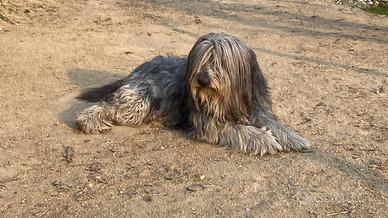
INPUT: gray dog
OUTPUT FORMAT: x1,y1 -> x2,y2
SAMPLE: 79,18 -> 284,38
76,32 -> 311,156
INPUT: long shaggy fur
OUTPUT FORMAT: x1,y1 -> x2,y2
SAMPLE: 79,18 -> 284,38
76,32 -> 311,155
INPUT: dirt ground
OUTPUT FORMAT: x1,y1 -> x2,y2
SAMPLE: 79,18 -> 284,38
0,0 -> 387,217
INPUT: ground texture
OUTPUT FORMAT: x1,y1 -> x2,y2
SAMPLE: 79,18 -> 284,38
0,0 -> 387,217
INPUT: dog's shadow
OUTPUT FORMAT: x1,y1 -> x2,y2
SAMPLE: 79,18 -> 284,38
58,69 -> 125,129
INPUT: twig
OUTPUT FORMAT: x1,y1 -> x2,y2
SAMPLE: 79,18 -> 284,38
327,210 -> 352,216
343,161 -> 368,179
359,148 -> 377,152
0,172 -> 21,185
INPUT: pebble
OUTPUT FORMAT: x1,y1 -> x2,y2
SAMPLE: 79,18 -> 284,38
88,162 -> 103,172
143,195 -> 153,202
144,186 -> 152,193
194,16 -> 202,24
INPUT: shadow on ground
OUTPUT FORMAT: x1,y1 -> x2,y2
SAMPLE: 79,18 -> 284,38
58,69 -> 125,129
305,149 -> 388,198
142,0 -> 388,44
162,24 -> 386,76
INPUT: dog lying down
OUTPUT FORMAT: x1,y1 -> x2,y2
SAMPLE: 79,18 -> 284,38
76,32 -> 311,156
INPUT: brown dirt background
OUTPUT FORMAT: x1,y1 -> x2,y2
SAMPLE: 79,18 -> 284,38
1,0 -> 387,217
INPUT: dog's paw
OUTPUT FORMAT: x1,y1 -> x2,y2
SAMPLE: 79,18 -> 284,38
290,134 -> 311,151
219,125 -> 283,156
241,126 -> 283,156
276,129 -> 312,152
76,105 -> 113,134
76,117 -> 112,134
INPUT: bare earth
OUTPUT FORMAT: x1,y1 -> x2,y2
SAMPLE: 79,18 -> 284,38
1,0 -> 387,217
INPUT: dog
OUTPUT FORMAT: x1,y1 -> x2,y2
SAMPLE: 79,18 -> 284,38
76,32 -> 311,156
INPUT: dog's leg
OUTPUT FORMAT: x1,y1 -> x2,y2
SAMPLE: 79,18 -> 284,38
109,86 -> 152,127
253,109 -> 311,151
76,85 -> 152,134
191,114 -> 283,156
218,124 -> 283,156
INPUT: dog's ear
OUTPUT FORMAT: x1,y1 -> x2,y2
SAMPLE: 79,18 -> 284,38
249,49 -> 272,109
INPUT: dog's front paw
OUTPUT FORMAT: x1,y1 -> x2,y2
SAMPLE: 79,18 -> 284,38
273,128 -> 312,151
219,125 -> 283,156
289,134 -> 311,151
241,126 -> 283,156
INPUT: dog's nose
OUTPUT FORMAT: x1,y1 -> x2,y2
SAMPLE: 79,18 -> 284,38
197,72 -> 210,87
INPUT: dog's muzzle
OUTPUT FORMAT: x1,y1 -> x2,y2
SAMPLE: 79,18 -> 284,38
197,71 -> 210,87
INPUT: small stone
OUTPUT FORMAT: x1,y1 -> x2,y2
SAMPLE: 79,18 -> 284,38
376,86 -> 384,94
369,159 -> 382,167
88,162 -> 103,172
163,174 -> 174,180
194,15 -> 201,24
88,174 -> 107,183
143,195 -> 153,202
52,181 -> 71,192
167,165 -> 175,171
158,165 -> 168,174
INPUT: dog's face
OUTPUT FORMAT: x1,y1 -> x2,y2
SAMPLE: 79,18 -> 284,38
186,33 -> 263,123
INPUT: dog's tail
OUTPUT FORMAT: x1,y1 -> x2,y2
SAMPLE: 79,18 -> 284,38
76,79 -> 125,102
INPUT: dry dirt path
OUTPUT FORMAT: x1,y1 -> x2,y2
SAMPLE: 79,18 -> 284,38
1,0 -> 388,217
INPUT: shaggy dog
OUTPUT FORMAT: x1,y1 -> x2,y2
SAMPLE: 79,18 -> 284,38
76,32 -> 311,156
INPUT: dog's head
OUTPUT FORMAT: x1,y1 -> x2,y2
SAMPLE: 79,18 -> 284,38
186,32 -> 270,123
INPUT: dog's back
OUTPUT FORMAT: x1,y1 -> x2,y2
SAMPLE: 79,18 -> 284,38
77,56 -> 190,128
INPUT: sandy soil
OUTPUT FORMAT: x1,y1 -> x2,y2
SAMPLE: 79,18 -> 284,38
1,0 -> 387,217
